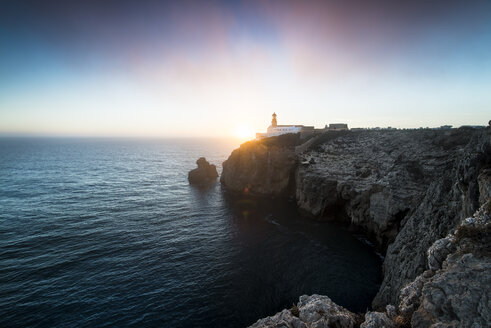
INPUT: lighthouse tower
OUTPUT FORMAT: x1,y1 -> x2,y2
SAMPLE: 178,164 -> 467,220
257,112 -> 312,139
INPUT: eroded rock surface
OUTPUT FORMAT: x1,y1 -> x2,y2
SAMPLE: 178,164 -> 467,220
250,204 -> 490,328
412,253 -> 490,327
221,134 -> 300,197
221,128 -> 491,327
188,157 -> 218,184
249,295 -> 359,328
401,204 -> 491,327
360,311 -> 394,328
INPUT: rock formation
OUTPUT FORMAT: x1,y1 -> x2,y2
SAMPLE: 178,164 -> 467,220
249,295 -> 361,328
246,200 -> 490,328
188,157 -> 218,184
220,128 -> 491,327
220,134 -> 301,197
400,203 -> 490,327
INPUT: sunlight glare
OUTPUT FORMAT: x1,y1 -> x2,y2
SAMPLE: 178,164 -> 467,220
234,125 -> 255,140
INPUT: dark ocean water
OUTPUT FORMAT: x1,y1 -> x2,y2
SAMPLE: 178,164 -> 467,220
0,138 -> 381,328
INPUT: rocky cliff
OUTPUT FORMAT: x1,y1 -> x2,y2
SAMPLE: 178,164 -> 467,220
220,134 -> 301,197
221,128 -> 491,327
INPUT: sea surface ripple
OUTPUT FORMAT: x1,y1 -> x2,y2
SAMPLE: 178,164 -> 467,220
0,138 -> 381,328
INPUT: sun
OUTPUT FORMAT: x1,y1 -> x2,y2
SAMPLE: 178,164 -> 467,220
234,125 -> 255,140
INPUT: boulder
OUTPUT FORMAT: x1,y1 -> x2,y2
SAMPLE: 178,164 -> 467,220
360,311 -> 394,328
412,253 -> 491,328
188,157 -> 218,184
249,295 -> 358,328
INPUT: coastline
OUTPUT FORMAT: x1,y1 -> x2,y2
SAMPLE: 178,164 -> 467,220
220,128 -> 491,327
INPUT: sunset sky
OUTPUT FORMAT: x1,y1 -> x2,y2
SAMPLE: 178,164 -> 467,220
1,0 -> 490,137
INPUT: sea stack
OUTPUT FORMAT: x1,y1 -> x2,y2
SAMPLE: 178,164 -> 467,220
188,157 -> 219,184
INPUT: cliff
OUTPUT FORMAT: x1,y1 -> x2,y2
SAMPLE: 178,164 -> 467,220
221,128 -> 491,327
220,134 -> 301,197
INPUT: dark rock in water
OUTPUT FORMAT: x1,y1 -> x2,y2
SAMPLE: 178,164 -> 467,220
188,157 -> 218,184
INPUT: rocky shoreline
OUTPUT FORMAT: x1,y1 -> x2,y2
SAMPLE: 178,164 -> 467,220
221,128 -> 491,327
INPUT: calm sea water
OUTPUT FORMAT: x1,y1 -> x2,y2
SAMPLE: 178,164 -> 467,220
0,138 -> 381,328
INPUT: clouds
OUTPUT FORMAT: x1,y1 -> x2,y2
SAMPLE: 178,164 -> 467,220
3,0 -> 490,81
1,0 -> 490,136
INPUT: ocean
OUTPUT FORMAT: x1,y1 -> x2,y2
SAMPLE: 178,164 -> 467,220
0,138 -> 381,328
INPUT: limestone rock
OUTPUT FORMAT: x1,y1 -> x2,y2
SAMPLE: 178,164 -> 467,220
478,167 -> 491,206
249,295 -> 358,328
427,235 -> 456,271
224,128 -> 491,327
385,305 -> 397,320
188,157 -> 218,184
373,129 -> 490,308
360,311 -> 394,328
221,134 -> 300,197
412,253 -> 491,328
249,309 -> 307,328
398,270 -> 434,318
297,295 -> 357,327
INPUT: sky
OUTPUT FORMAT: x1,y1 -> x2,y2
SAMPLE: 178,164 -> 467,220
0,0 -> 490,138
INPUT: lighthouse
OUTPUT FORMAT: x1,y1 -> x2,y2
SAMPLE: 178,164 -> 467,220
255,112 -> 347,139
271,112 -> 278,127
255,112 -> 312,138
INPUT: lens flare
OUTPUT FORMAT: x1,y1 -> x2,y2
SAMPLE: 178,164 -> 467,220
234,125 -> 255,140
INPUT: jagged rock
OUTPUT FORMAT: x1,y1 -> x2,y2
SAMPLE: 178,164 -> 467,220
416,204 -> 490,327
412,253 -> 491,327
394,203 -> 491,326
360,311 -> 394,328
249,309 -> 307,328
373,130 -> 490,308
249,295 -> 358,328
453,205 -> 491,259
223,128 -> 491,327
427,235 -> 456,271
295,129 -> 474,249
188,157 -> 218,184
385,305 -> 397,320
297,295 -> 357,327
478,167 -> 491,205
398,270 -> 435,318
221,134 -> 299,197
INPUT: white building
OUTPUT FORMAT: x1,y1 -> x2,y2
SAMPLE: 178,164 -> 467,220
256,113 -> 314,139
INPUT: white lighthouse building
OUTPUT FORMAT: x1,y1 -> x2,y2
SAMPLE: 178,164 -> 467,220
255,113 -> 314,139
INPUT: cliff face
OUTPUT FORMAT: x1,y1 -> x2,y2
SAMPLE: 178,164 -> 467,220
221,128 -> 491,327
296,130 -> 483,247
248,204 -> 490,328
372,132 -> 489,308
220,134 -> 300,197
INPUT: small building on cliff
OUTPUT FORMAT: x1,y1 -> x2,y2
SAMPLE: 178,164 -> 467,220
327,123 -> 348,131
256,113 -> 315,139
256,113 -> 348,139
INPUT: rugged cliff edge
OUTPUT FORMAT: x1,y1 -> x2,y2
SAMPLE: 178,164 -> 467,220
221,134 -> 300,197
221,128 -> 491,327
